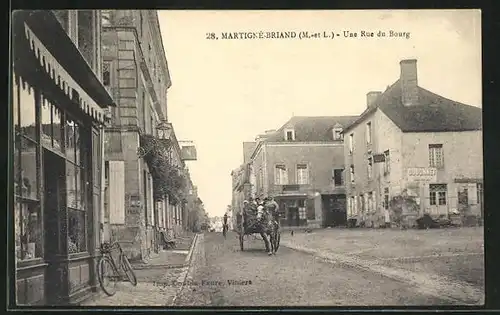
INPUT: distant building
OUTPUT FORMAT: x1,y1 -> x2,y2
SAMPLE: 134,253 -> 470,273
247,116 -> 358,228
343,59 -> 483,228
100,10 -> 173,260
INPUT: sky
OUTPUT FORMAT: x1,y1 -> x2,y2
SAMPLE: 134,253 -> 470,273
157,9 -> 482,218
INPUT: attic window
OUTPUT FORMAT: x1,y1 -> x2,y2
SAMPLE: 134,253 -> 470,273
284,128 -> 295,141
333,127 -> 343,141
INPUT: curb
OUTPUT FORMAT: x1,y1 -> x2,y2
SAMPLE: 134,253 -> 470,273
282,241 -> 484,305
171,233 -> 203,306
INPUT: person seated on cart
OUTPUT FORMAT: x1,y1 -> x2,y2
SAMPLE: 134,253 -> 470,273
256,198 -> 265,220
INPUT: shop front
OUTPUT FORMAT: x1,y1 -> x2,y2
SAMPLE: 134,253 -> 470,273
12,11 -> 115,305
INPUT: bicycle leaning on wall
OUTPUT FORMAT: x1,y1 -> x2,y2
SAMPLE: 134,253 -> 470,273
97,241 -> 138,296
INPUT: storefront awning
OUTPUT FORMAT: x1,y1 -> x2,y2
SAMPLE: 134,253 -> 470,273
12,10 -> 116,124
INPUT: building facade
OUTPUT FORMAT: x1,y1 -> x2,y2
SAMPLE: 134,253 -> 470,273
100,10 -> 178,260
247,116 -> 357,229
344,59 -> 483,228
12,10 -> 115,305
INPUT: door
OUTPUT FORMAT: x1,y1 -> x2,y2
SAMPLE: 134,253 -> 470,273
429,184 -> 448,216
43,149 -> 67,304
288,207 -> 299,226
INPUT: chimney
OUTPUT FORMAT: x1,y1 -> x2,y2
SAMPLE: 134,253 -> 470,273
400,59 -> 419,106
366,91 -> 382,108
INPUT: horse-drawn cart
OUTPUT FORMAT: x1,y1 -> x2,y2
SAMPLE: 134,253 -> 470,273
236,211 -> 280,254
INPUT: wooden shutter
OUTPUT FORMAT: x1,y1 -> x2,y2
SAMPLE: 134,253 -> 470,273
109,161 -> 125,224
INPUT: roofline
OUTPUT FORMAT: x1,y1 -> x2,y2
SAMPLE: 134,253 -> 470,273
401,128 -> 482,133
342,107 -> 378,133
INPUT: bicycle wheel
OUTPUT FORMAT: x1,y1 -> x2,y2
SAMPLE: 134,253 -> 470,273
121,254 -> 137,286
98,256 -> 119,296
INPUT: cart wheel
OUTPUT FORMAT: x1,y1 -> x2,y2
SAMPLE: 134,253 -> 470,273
239,233 -> 244,251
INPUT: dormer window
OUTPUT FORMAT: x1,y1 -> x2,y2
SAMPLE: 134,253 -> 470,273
333,127 -> 343,141
284,128 -> 295,141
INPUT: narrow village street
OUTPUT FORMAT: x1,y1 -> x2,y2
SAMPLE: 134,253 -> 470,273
173,230 -> 484,306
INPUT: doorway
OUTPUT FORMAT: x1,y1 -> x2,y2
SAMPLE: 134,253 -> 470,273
43,149 -> 67,304
287,207 -> 300,226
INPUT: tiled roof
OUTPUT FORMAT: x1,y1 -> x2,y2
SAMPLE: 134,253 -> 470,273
344,80 -> 482,133
264,116 -> 359,142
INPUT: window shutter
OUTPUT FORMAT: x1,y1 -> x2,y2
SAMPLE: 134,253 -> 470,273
109,161 -> 125,224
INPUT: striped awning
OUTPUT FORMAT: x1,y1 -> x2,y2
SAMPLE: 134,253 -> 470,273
23,22 -> 109,124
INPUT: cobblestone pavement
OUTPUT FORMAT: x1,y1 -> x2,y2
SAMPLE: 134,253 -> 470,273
281,228 -> 484,305
173,232 -> 456,307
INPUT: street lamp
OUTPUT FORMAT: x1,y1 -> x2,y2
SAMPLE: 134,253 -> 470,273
156,121 -> 173,140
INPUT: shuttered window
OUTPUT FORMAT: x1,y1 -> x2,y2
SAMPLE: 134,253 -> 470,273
108,161 -> 125,224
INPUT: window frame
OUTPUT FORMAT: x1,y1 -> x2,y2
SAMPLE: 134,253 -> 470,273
296,163 -> 309,185
349,165 -> 355,183
14,76 -> 44,263
366,122 -> 372,145
349,133 -> 354,154
429,183 -> 447,206
333,169 -> 343,187
284,128 -> 295,141
367,156 -> 373,180
274,164 -> 288,185
428,144 -> 444,169
333,127 -> 343,141
384,150 -> 390,174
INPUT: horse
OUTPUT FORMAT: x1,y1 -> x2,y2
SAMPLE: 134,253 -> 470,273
260,208 -> 279,255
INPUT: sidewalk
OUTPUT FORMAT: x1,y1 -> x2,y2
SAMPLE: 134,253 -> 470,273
281,227 -> 484,305
82,233 -> 199,306
133,233 -> 198,269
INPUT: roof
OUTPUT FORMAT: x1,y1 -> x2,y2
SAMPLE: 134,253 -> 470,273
344,80 -> 482,133
264,116 -> 359,142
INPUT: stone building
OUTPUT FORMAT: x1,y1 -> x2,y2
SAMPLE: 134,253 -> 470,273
343,59 -> 483,228
100,10 -> 174,260
247,116 -> 357,229
12,10 -> 114,305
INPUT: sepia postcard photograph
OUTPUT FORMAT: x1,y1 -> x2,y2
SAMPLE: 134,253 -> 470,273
9,8 -> 484,309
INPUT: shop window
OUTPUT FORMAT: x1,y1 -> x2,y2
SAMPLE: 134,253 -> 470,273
65,118 -> 78,162
14,77 -> 42,261
15,201 -> 42,260
68,208 -> 86,254
52,104 -> 64,152
19,81 -> 37,141
66,118 -> 87,253
299,207 -> 306,220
